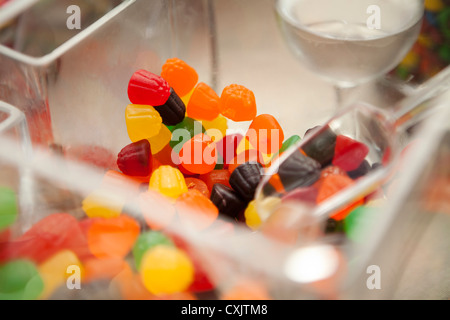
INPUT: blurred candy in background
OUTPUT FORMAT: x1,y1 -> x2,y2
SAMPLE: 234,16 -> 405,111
393,0 -> 450,83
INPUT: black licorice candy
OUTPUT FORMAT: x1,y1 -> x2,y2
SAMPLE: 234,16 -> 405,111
154,88 -> 186,126
277,149 -> 321,192
210,184 -> 247,220
301,125 -> 337,167
229,162 -> 264,202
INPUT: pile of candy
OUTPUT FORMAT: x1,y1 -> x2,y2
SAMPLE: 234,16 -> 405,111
394,0 -> 450,83
0,58 -> 396,300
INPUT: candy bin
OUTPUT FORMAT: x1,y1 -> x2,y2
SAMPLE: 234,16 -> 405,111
344,90 -> 450,299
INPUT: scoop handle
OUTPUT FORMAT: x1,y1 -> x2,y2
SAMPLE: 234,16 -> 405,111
393,65 -> 450,132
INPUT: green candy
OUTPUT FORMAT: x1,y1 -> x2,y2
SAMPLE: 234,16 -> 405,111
169,117 -> 206,153
0,187 -> 18,231
214,153 -> 224,170
343,206 -> 379,242
132,231 -> 174,270
0,260 -> 44,300
271,135 -> 301,161
279,135 -> 301,154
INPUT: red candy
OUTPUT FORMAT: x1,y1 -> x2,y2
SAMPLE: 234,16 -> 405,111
0,213 -> 91,264
332,135 -> 369,171
127,69 -> 171,106
199,169 -> 231,192
216,133 -> 243,168
117,139 -> 153,177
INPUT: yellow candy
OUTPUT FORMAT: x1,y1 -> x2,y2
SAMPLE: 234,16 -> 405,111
425,0 -> 444,12
181,88 -> 195,106
140,245 -> 194,295
82,189 -> 124,218
148,125 -> 172,154
202,115 -> 228,140
125,104 -> 162,142
417,34 -> 434,49
38,250 -> 84,299
236,137 -> 255,155
149,166 -> 188,199
244,200 -> 262,231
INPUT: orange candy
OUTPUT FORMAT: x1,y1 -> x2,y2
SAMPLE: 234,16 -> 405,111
87,215 -> 140,259
316,174 -> 363,221
179,133 -> 217,175
186,82 -> 220,121
219,84 -> 257,122
175,189 -> 219,230
161,58 -> 198,97
83,257 -> 130,283
185,177 -> 210,198
247,114 -> 284,154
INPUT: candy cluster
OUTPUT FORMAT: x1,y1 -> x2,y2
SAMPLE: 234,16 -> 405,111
394,0 -> 450,82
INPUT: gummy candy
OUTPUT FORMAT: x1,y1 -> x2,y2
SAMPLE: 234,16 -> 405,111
38,250 -> 83,299
210,184 -> 247,220
154,88 -> 186,126
0,259 -> 44,300
175,189 -> 219,230
187,82 -> 220,121
1,213 -> 91,264
216,133 -> 243,168
332,135 -> 369,171
219,84 -> 257,121
229,162 -> 263,202
0,186 -> 17,231
132,231 -> 174,270
147,124 -> 172,155
83,257 -> 129,283
149,166 -> 188,199
278,135 -> 302,155
199,169 -> 231,192
347,159 -> 371,180
82,189 -> 124,219
277,149 -> 321,192
87,215 -> 140,259
161,58 -> 199,97
128,69 -> 171,106
117,139 -> 152,177
244,200 -> 263,230
201,115 -> 228,140
316,174 -> 364,220
140,245 -> 194,295
185,177 -> 210,198
247,114 -> 284,154
301,126 -> 337,167
169,117 -> 205,152
125,104 -> 162,142
179,133 -> 217,175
